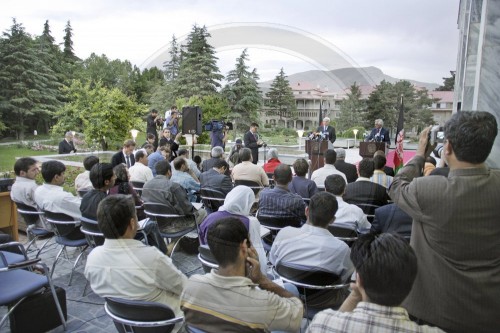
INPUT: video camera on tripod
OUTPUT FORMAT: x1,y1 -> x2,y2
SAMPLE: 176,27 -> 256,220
204,120 -> 233,132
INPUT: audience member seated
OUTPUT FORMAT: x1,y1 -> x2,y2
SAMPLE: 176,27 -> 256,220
34,160 -> 82,220
344,158 -> 390,208
308,233 -> 444,333
288,158 -> 318,202
148,146 -> 168,176
270,191 -> 353,309
193,155 -> 202,172
370,154 -> 393,188
263,148 -> 281,174
84,195 -> 187,328
181,217 -> 303,332
129,150 -> 153,184
311,149 -> 347,187
231,148 -> 269,187
334,148 -> 358,183
373,150 -> 395,176
142,160 -> 207,233
141,143 -> 154,156
170,157 -> 201,203
75,155 -> 99,193
324,175 -> 370,232
111,139 -> 136,168
199,159 -> 233,196
10,158 -> 41,225
159,128 -> 181,160
176,149 -> 201,178
80,163 -> 116,221
389,112 -> 500,332
141,133 -> 155,149
109,164 -> 146,220
258,164 -> 306,222
370,203 -> 412,239
199,186 -> 267,273
227,138 -> 243,167
201,146 -> 230,176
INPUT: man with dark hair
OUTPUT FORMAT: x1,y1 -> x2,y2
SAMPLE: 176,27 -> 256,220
344,158 -> 390,208
231,147 -> 269,187
146,109 -> 162,150
325,175 -> 370,231
289,158 -> 318,201
311,149 -> 347,186
34,160 -> 82,219
243,122 -> 263,164
129,150 -> 153,184
111,139 -> 136,168
142,160 -> 207,232
163,107 -> 179,135
199,159 -> 233,196
11,157 -> 40,208
334,148 -> 357,183
148,146 -> 168,176
84,195 -> 186,323
227,138 -> 243,167
389,111 -> 500,332
141,133 -> 156,149
170,157 -> 200,202
159,128 -> 181,160
258,164 -> 306,222
373,150 -> 395,176
181,217 -> 303,332
308,233 -> 444,333
58,131 -> 77,154
270,191 -> 353,309
177,148 -> 201,178
370,154 -> 393,188
80,163 -> 115,220
75,155 -> 99,193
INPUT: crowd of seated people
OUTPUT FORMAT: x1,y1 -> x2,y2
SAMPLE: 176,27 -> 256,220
6,111 -> 499,333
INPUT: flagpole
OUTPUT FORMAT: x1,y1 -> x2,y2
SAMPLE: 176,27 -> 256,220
393,94 -> 405,174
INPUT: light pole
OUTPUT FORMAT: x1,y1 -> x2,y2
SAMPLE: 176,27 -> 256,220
183,134 -> 196,159
130,129 -> 139,142
353,129 -> 359,148
296,129 -> 304,150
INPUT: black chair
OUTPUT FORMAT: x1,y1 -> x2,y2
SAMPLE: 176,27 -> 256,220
328,224 -> 358,247
257,214 -> 302,251
77,189 -> 90,198
200,188 -> 226,213
104,297 -> 183,333
234,180 -> 263,196
43,210 -> 88,285
274,264 -> 349,319
143,203 -> 199,258
131,181 -> 145,197
353,203 -> 380,223
197,245 -> 219,273
266,173 -> 275,189
80,216 -> 105,248
0,242 -> 67,331
13,201 -> 54,257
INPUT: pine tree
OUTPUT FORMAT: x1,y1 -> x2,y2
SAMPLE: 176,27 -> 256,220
337,82 -> 366,131
62,20 -> 77,60
174,25 -> 223,98
265,68 -> 296,123
163,35 -> 181,81
222,49 -> 262,131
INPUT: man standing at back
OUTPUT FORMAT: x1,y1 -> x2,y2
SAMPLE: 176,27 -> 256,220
390,111 -> 500,332
111,139 -> 136,168
243,122 -> 263,164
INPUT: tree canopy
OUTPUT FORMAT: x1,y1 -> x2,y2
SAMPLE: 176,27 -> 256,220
265,68 -> 296,122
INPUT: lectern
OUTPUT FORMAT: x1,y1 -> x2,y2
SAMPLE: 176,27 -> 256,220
359,142 -> 386,158
306,140 -> 328,173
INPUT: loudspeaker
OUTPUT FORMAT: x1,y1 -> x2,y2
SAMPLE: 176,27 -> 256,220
182,106 -> 202,135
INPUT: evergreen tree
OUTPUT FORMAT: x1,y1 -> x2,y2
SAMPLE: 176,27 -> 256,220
337,82 -> 366,131
163,35 -> 181,81
174,25 -> 223,98
62,20 -> 77,60
265,68 -> 296,123
0,19 -> 61,139
222,49 -> 262,131
435,72 -> 455,91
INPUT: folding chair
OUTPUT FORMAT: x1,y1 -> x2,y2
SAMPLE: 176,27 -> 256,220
328,224 -> 358,247
234,180 -> 264,196
256,214 -> 302,251
131,181 -> 145,197
200,187 -> 226,213
13,201 -> 53,257
197,245 -> 219,273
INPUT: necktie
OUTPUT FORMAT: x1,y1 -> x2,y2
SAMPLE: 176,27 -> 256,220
126,155 -> 130,168
324,126 -> 327,132
254,133 -> 258,140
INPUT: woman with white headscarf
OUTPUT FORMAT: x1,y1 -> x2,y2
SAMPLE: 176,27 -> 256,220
199,186 -> 267,273
263,148 -> 281,174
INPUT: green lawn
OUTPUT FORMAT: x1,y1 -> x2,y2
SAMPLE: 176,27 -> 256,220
0,146 -> 56,173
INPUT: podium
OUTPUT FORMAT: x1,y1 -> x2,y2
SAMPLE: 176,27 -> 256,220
359,142 -> 386,158
306,140 -> 328,172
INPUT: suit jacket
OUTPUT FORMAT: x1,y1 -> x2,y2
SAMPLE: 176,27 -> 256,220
159,137 -> 179,160
199,169 -> 233,196
111,151 -> 135,168
367,127 -> 390,144
334,160 -> 358,183
58,140 -> 76,154
343,179 -> 390,208
370,203 -> 412,238
243,130 -> 261,164
383,165 -> 395,176
316,125 -> 336,143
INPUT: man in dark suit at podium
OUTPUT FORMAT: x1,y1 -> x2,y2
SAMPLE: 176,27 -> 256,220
366,119 -> 390,149
316,117 -> 336,144
58,131 -> 77,154
243,123 -> 263,164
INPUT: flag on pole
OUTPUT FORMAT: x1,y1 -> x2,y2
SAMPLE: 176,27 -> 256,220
318,100 -> 323,128
393,95 -> 405,174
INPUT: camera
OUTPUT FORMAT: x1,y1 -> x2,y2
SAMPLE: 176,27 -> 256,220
429,125 -> 444,146
204,120 -> 233,132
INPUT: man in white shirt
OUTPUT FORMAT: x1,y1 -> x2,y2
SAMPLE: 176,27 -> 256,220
129,150 -> 153,184
311,149 -> 347,187
324,174 -> 370,232
74,155 -> 99,193
11,157 -> 40,209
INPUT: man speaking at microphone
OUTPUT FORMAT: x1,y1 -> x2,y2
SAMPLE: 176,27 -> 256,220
366,119 -> 390,150
244,123 -> 264,164
316,117 -> 336,144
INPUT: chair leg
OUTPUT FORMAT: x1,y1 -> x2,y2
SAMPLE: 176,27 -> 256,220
47,273 -> 67,330
35,237 -> 53,258
0,296 -> 29,329
68,245 -> 88,286
51,246 -> 66,278
82,279 -> 90,297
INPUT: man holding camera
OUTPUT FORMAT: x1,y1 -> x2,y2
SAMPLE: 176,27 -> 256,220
210,124 -> 229,149
164,107 -> 180,136
146,109 -> 163,150
390,111 -> 500,333
244,123 -> 264,164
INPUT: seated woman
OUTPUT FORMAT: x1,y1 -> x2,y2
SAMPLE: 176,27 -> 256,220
263,148 -> 281,174
199,186 -> 267,274
109,164 -> 146,220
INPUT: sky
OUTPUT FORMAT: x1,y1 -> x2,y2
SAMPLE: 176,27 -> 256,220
1,0 -> 460,86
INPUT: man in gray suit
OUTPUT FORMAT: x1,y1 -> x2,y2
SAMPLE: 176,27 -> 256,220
390,111 -> 500,333
199,159 -> 233,196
